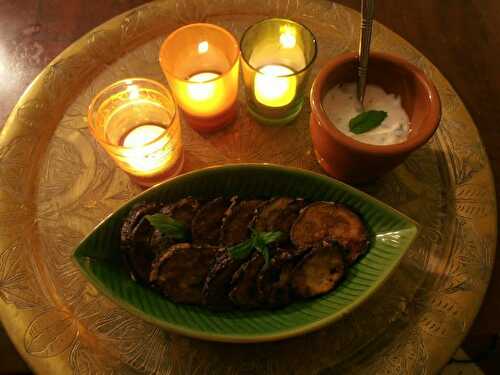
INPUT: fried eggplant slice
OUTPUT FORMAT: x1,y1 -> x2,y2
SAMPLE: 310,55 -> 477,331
291,202 -> 369,264
162,196 -> 200,231
220,199 -> 264,246
254,198 -> 305,241
121,202 -> 161,244
149,243 -> 218,304
202,250 -> 245,310
291,242 -> 345,298
121,202 -> 163,283
192,197 -> 237,246
149,197 -> 200,251
257,248 -> 301,308
229,252 -> 265,309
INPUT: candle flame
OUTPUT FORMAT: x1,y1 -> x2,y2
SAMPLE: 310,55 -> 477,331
279,25 -> 297,49
127,85 -> 141,100
198,41 -> 209,54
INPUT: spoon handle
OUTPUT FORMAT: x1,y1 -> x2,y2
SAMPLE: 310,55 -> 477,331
357,0 -> 375,105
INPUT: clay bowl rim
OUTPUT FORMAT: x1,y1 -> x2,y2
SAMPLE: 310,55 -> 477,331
310,51 -> 441,156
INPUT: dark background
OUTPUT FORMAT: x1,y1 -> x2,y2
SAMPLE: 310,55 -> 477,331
0,0 -> 498,373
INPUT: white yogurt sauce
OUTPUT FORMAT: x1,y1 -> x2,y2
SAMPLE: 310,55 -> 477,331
322,83 -> 410,145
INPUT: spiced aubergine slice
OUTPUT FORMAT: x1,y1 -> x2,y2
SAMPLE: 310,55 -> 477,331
149,243 -> 218,304
220,199 -> 264,246
228,252 -> 266,309
120,202 -> 163,283
162,196 -> 200,231
121,202 -> 161,245
149,197 -> 200,250
254,197 -> 305,241
202,250 -> 246,310
291,202 -> 369,264
257,247 -> 302,308
291,241 -> 345,298
192,197 -> 237,246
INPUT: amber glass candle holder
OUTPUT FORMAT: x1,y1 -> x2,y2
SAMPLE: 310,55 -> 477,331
88,78 -> 184,187
159,23 -> 240,133
240,18 -> 317,126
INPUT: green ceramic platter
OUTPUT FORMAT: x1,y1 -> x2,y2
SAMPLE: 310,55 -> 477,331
73,164 -> 418,343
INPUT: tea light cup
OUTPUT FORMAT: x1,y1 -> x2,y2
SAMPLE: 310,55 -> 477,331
87,78 -> 183,187
160,23 -> 240,133
240,18 -> 317,126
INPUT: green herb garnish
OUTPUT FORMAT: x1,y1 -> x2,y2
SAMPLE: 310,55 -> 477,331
228,240 -> 255,260
349,110 -> 388,134
228,230 -> 283,269
144,214 -> 188,241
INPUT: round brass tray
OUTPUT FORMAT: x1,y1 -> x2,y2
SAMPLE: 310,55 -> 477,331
0,1 -> 496,374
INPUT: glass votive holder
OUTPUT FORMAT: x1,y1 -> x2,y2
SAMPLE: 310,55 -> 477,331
240,18 -> 317,126
88,78 -> 184,187
159,23 -> 240,133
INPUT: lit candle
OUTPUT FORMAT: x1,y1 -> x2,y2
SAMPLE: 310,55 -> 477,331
240,18 -> 317,125
121,124 -> 174,175
159,24 -> 240,132
88,78 -> 183,187
122,124 -> 165,148
182,71 -> 222,112
254,65 -> 296,107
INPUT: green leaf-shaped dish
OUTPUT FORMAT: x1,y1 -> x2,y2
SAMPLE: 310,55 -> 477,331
73,164 -> 418,343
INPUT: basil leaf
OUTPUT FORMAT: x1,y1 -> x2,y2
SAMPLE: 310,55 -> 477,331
144,214 -> 187,241
261,247 -> 270,270
254,236 -> 271,270
259,231 -> 284,244
228,238 -> 255,260
349,110 -> 388,134
228,230 -> 282,267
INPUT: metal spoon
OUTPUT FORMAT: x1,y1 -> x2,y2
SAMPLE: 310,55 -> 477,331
357,0 -> 375,107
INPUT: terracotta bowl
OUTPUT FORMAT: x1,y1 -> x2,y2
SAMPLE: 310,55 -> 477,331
309,52 -> 441,184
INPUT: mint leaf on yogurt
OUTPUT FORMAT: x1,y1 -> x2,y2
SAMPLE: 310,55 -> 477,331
349,110 -> 388,134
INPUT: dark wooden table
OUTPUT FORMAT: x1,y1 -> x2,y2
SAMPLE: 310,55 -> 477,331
0,0 -> 498,373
